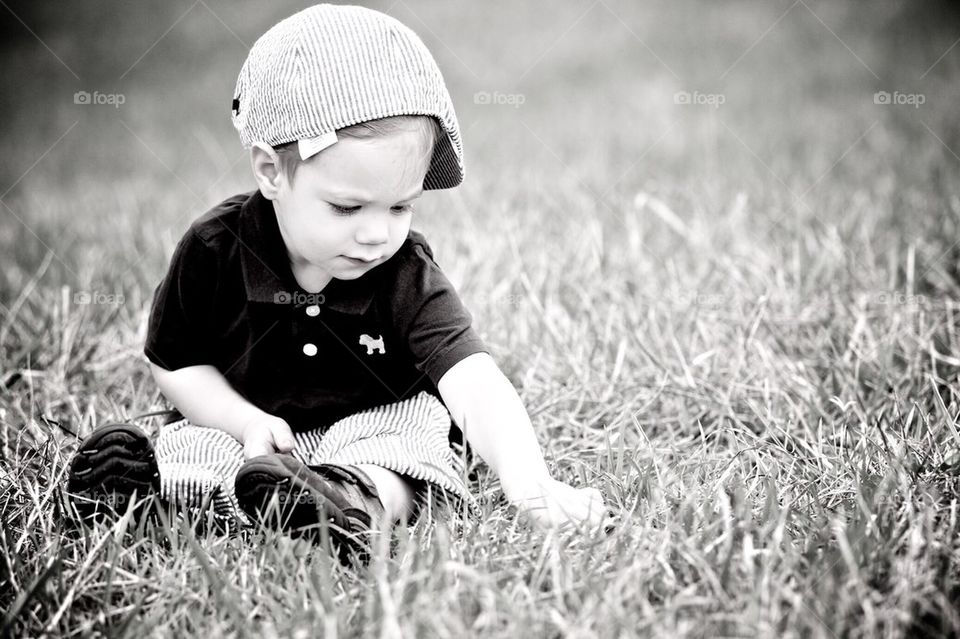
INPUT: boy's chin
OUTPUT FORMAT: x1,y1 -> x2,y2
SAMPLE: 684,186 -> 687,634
335,254 -> 386,276
334,263 -> 377,279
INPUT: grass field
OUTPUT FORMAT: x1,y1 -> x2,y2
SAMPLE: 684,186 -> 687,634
3,0 -> 960,637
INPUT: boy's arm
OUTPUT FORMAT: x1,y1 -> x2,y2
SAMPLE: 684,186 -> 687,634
437,352 -> 605,529
150,363 -> 296,458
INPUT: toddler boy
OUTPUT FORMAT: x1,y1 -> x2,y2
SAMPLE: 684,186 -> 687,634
67,4 -> 605,553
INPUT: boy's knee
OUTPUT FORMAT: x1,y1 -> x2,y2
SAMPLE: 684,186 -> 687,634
156,422 -> 244,469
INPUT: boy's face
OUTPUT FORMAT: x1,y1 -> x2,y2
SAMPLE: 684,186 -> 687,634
264,129 -> 429,284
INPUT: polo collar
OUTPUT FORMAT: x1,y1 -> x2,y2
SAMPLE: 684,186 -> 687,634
238,190 -> 377,315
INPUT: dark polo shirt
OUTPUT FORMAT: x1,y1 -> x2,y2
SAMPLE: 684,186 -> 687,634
144,190 -> 488,433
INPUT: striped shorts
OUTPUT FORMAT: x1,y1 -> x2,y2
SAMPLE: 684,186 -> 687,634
154,391 -> 468,526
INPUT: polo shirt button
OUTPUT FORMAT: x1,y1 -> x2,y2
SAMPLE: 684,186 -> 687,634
302,343 -> 318,357
305,305 -> 320,317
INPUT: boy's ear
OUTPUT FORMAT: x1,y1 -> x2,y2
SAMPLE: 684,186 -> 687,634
250,142 -> 282,200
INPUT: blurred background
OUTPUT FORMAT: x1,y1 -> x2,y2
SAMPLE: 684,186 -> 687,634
1,0 -> 959,404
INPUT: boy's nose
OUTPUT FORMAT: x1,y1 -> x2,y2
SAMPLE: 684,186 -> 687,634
355,217 -> 390,245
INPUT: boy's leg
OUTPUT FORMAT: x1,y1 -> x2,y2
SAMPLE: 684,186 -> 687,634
235,391 -> 467,561
353,464 -> 414,522
294,390 -> 472,515
154,419 -> 247,527
234,455 -> 381,548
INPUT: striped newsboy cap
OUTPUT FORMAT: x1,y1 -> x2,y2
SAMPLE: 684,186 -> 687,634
231,3 -> 464,190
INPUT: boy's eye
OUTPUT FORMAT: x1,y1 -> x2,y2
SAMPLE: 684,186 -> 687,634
328,203 -> 361,215
328,203 -> 414,215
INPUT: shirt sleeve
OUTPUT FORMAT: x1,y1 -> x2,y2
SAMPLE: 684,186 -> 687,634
391,240 -> 489,386
144,229 -> 219,371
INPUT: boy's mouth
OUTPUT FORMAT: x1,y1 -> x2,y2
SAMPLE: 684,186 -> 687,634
342,255 -> 380,265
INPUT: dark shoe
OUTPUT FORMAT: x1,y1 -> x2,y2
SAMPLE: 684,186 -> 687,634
234,455 -> 384,562
308,462 -> 386,535
66,423 -> 161,521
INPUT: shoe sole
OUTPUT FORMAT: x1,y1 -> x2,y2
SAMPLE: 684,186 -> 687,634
66,423 -> 161,519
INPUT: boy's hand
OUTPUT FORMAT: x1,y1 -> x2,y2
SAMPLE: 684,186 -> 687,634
241,415 -> 296,459
506,476 -> 607,530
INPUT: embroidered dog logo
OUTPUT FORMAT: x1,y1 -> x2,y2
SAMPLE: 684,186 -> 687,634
359,333 -> 386,355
